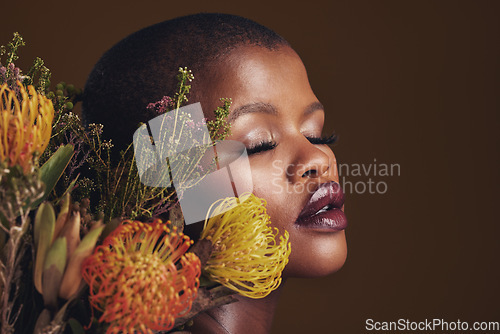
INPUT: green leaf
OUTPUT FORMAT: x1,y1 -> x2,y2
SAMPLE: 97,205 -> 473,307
56,177 -> 78,206
42,237 -> 67,308
75,225 -> 104,255
34,202 -> 56,293
44,236 -> 67,273
68,318 -> 85,334
34,202 -> 55,249
32,144 -> 74,208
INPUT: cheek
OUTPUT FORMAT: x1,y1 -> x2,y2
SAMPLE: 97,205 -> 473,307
249,159 -> 299,229
284,230 -> 347,278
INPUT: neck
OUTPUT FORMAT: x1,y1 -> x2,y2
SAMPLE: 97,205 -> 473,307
190,285 -> 284,334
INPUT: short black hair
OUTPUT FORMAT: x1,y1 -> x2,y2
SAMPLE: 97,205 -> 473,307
82,13 -> 289,152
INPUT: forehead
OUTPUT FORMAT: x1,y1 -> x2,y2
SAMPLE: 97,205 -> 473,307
191,45 -> 318,120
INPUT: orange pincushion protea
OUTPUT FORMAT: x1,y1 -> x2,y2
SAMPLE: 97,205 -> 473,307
81,219 -> 201,334
0,82 -> 54,172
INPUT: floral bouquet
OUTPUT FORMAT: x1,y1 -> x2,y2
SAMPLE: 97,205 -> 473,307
0,33 -> 291,334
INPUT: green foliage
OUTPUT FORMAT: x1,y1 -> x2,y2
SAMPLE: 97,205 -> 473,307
44,67 -> 232,223
32,144 -> 75,209
0,34 -> 232,226
22,57 -> 52,94
48,80 -> 83,117
0,33 -> 52,95
0,164 -> 45,333
208,98 -> 232,141
3,32 -> 25,66
0,163 -> 45,225
68,318 -> 86,334
175,67 -> 194,107
0,33 -> 86,334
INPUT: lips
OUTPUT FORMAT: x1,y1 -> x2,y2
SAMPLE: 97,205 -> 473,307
295,181 -> 347,231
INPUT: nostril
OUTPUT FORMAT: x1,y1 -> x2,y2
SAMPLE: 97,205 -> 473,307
302,169 -> 318,177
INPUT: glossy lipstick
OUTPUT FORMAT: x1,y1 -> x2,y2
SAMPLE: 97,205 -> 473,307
295,181 -> 347,231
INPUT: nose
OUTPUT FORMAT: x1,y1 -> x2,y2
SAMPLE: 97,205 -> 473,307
286,137 -> 333,184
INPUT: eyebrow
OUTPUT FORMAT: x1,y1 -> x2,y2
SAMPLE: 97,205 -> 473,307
228,102 -> 277,123
304,101 -> 324,115
228,101 -> 324,123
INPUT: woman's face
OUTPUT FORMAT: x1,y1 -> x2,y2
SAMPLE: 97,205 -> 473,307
193,45 -> 347,278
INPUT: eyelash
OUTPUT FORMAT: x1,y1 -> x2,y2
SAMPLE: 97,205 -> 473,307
307,133 -> 338,145
246,141 -> 278,155
246,133 -> 337,155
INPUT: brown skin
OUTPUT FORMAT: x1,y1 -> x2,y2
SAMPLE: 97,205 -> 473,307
187,45 -> 347,333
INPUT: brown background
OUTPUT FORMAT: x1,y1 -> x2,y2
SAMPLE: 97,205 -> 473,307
2,0 -> 499,333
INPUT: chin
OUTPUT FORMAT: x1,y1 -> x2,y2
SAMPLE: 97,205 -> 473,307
283,230 -> 348,278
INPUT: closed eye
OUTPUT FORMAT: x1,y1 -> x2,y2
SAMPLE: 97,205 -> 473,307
306,133 -> 337,145
246,133 -> 336,155
246,140 -> 277,155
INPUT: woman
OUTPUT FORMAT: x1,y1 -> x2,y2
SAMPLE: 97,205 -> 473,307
83,13 -> 347,333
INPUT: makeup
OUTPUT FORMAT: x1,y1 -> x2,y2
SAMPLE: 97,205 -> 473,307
295,181 -> 347,231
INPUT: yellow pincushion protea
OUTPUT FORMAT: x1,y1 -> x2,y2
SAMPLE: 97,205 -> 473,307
0,82 -> 54,172
200,193 -> 291,299
81,219 -> 201,334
